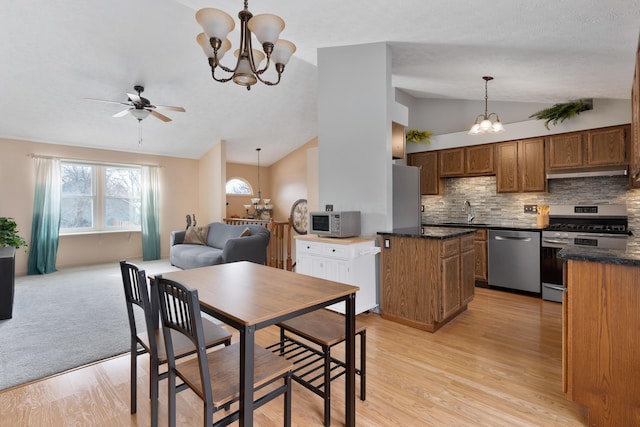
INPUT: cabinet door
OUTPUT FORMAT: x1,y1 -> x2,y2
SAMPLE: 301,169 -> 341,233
466,144 -> 494,175
324,258 -> 349,283
586,126 -> 627,166
439,148 -> 465,177
519,137 -> 546,192
440,254 -> 461,320
495,141 -> 519,193
408,151 -> 440,195
460,247 -> 475,306
473,240 -> 488,282
392,121 -> 405,160
296,254 -> 314,276
548,133 -> 584,169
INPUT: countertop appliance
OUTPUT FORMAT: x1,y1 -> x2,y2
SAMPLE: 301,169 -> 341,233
310,211 -> 361,238
541,204 -> 630,302
488,229 -> 541,293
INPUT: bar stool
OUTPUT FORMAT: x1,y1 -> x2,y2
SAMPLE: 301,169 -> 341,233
272,309 -> 366,427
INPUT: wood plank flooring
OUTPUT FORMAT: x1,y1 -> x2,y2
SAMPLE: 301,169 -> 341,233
0,288 -> 588,426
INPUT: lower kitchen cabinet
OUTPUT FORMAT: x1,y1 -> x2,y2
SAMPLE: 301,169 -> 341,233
473,229 -> 488,282
295,235 -> 379,315
379,232 -> 474,332
563,259 -> 640,426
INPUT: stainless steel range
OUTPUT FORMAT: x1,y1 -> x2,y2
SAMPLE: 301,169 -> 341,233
541,204 -> 631,302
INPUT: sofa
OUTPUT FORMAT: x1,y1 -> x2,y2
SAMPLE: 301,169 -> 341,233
170,222 -> 270,270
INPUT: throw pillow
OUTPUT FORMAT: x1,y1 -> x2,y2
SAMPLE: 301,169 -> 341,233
240,227 -> 251,237
184,226 -> 209,245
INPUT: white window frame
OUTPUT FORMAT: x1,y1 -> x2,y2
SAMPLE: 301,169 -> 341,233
60,161 -> 142,234
225,177 -> 253,195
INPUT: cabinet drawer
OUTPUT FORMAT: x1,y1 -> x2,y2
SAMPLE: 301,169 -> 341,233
297,241 -> 324,255
440,239 -> 460,257
323,245 -> 349,259
461,235 -> 475,252
474,229 -> 487,241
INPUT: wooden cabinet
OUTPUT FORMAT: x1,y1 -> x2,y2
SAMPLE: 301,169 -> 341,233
380,233 -> 475,332
407,151 -> 441,195
295,235 -> 378,315
495,138 -> 546,193
440,144 -> 494,177
632,33 -> 640,187
563,259 -> 640,426
473,229 -> 488,282
391,121 -> 405,160
547,125 -> 629,171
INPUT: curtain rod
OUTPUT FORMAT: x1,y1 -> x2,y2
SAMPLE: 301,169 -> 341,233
28,154 -> 162,168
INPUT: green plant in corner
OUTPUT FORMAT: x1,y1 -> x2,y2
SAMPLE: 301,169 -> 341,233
529,99 -> 592,130
406,129 -> 433,143
0,217 -> 28,250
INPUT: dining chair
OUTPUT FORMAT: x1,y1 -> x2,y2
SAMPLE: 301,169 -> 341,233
119,260 -> 232,427
272,309 -> 366,427
155,276 -> 294,427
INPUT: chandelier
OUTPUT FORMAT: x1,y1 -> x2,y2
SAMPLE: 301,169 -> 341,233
243,148 -> 273,220
468,76 -> 505,135
195,0 -> 296,91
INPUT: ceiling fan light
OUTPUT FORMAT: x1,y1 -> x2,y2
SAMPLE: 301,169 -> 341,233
271,39 -> 296,65
247,14 -> 285,45
196,8 -> 235,40
129,109 -> 150,121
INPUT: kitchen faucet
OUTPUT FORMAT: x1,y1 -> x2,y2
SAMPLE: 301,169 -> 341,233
462,200 -> 474,223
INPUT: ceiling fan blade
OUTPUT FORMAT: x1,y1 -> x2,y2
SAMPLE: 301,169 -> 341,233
153,104 -> 186,112
112,108 -> 132,118
150,110 -> 172,122
85,97 -> 129,106
127,93 -> 143,105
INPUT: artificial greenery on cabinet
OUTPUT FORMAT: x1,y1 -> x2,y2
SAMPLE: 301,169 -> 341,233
406,129 -> 433,143
529,99 -> 593,130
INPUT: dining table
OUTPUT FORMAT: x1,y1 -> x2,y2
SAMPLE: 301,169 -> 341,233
156,261 -> 359,427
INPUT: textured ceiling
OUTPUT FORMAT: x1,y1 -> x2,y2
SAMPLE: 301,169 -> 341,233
1,0 -> 639,165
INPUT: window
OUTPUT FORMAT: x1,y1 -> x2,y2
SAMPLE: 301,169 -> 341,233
226,178 -> 252,195
60,162 -> 141,233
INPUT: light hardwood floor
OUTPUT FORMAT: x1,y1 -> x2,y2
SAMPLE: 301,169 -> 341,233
0,288 -> 587,426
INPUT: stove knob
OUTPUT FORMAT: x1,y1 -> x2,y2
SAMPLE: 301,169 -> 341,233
561,233 -> 569,239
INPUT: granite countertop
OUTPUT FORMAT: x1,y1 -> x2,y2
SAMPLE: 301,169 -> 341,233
378,226 -> 475,240
422,222 -> 543,232
558,236 -> 640,266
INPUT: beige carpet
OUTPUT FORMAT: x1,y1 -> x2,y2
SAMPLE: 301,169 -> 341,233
0,258 -> 179,390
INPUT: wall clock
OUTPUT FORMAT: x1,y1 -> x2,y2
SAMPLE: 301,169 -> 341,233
290,199 -> 308,234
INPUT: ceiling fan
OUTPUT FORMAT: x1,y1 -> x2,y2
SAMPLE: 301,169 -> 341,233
87,85 -> 185,122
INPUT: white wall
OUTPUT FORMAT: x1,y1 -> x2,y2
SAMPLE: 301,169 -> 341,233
317,42 -> 395,235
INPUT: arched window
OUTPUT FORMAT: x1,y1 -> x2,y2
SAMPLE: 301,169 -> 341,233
226,178 -> 252,195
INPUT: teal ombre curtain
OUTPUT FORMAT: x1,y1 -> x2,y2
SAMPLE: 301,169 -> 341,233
141,166 -> 160,261
27,158 -> 61,275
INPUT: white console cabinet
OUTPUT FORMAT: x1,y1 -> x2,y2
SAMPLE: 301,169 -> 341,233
295,235 -> 379,314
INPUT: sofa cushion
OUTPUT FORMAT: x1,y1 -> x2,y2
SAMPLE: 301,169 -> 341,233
183,226 -> 209,245
170,244 -> 224,270
207,222 -> 245,249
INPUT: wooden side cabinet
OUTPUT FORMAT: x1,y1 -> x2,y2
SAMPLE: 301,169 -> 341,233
439,148 -> 465,177
548,132 -> 583,169
473,229 -> 488,282
495,138 -> 546,193
586,126 -> 627,166
408,151 -> 441,195
440,145 -> 494,177
547,125 -> 629,171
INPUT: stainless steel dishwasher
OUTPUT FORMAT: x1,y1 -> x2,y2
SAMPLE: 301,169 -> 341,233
488,229 -> 540,293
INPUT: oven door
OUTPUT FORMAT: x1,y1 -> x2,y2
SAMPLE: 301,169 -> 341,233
540,241 -> 566,302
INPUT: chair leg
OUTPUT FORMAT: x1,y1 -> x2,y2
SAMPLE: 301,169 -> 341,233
150,356 -> 159,427
130,340 -> 137,414
360,330 -> 366,401
323,344 -> 331,427
168,368 -> 177,427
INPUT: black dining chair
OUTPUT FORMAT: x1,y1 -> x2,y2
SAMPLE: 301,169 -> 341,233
119,260 -> 232,427
155,276 -> 294,427
272,309 -> 366,427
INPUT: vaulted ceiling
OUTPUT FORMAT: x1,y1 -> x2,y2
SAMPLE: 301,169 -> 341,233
1,0 -> 639,165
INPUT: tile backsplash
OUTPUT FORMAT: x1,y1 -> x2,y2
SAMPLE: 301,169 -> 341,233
421,175 -> 640,233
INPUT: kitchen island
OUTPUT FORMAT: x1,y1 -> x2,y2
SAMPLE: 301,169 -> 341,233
377,227 -> 475,332
558,238 -> 640,426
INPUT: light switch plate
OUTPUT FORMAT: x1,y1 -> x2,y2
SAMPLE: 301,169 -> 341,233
524,204 -> 538,214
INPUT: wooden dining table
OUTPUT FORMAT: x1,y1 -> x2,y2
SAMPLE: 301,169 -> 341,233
157,261 -> 359,427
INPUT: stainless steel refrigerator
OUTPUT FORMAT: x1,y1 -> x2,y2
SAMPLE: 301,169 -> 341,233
392,164 -> 421,229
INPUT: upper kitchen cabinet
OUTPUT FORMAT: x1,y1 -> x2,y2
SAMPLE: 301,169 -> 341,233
495,138 -> 546,193
440,144 -> 494,177
392,121 -> 405,160
630,34 -> 640,188
408,151 -> 441,195
547,125 -> 629,171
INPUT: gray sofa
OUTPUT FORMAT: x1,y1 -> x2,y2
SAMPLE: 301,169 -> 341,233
170,222 -> 270,269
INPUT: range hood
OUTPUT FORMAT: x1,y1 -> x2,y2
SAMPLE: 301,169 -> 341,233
546,167 -> 628,179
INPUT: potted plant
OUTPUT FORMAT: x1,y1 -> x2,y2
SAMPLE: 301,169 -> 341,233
0,217 -> 27,320
529,99 -> 593,130
406,129 -> 433,144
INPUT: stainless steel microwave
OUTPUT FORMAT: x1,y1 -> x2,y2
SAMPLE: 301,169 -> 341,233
309,211 -> 361,238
